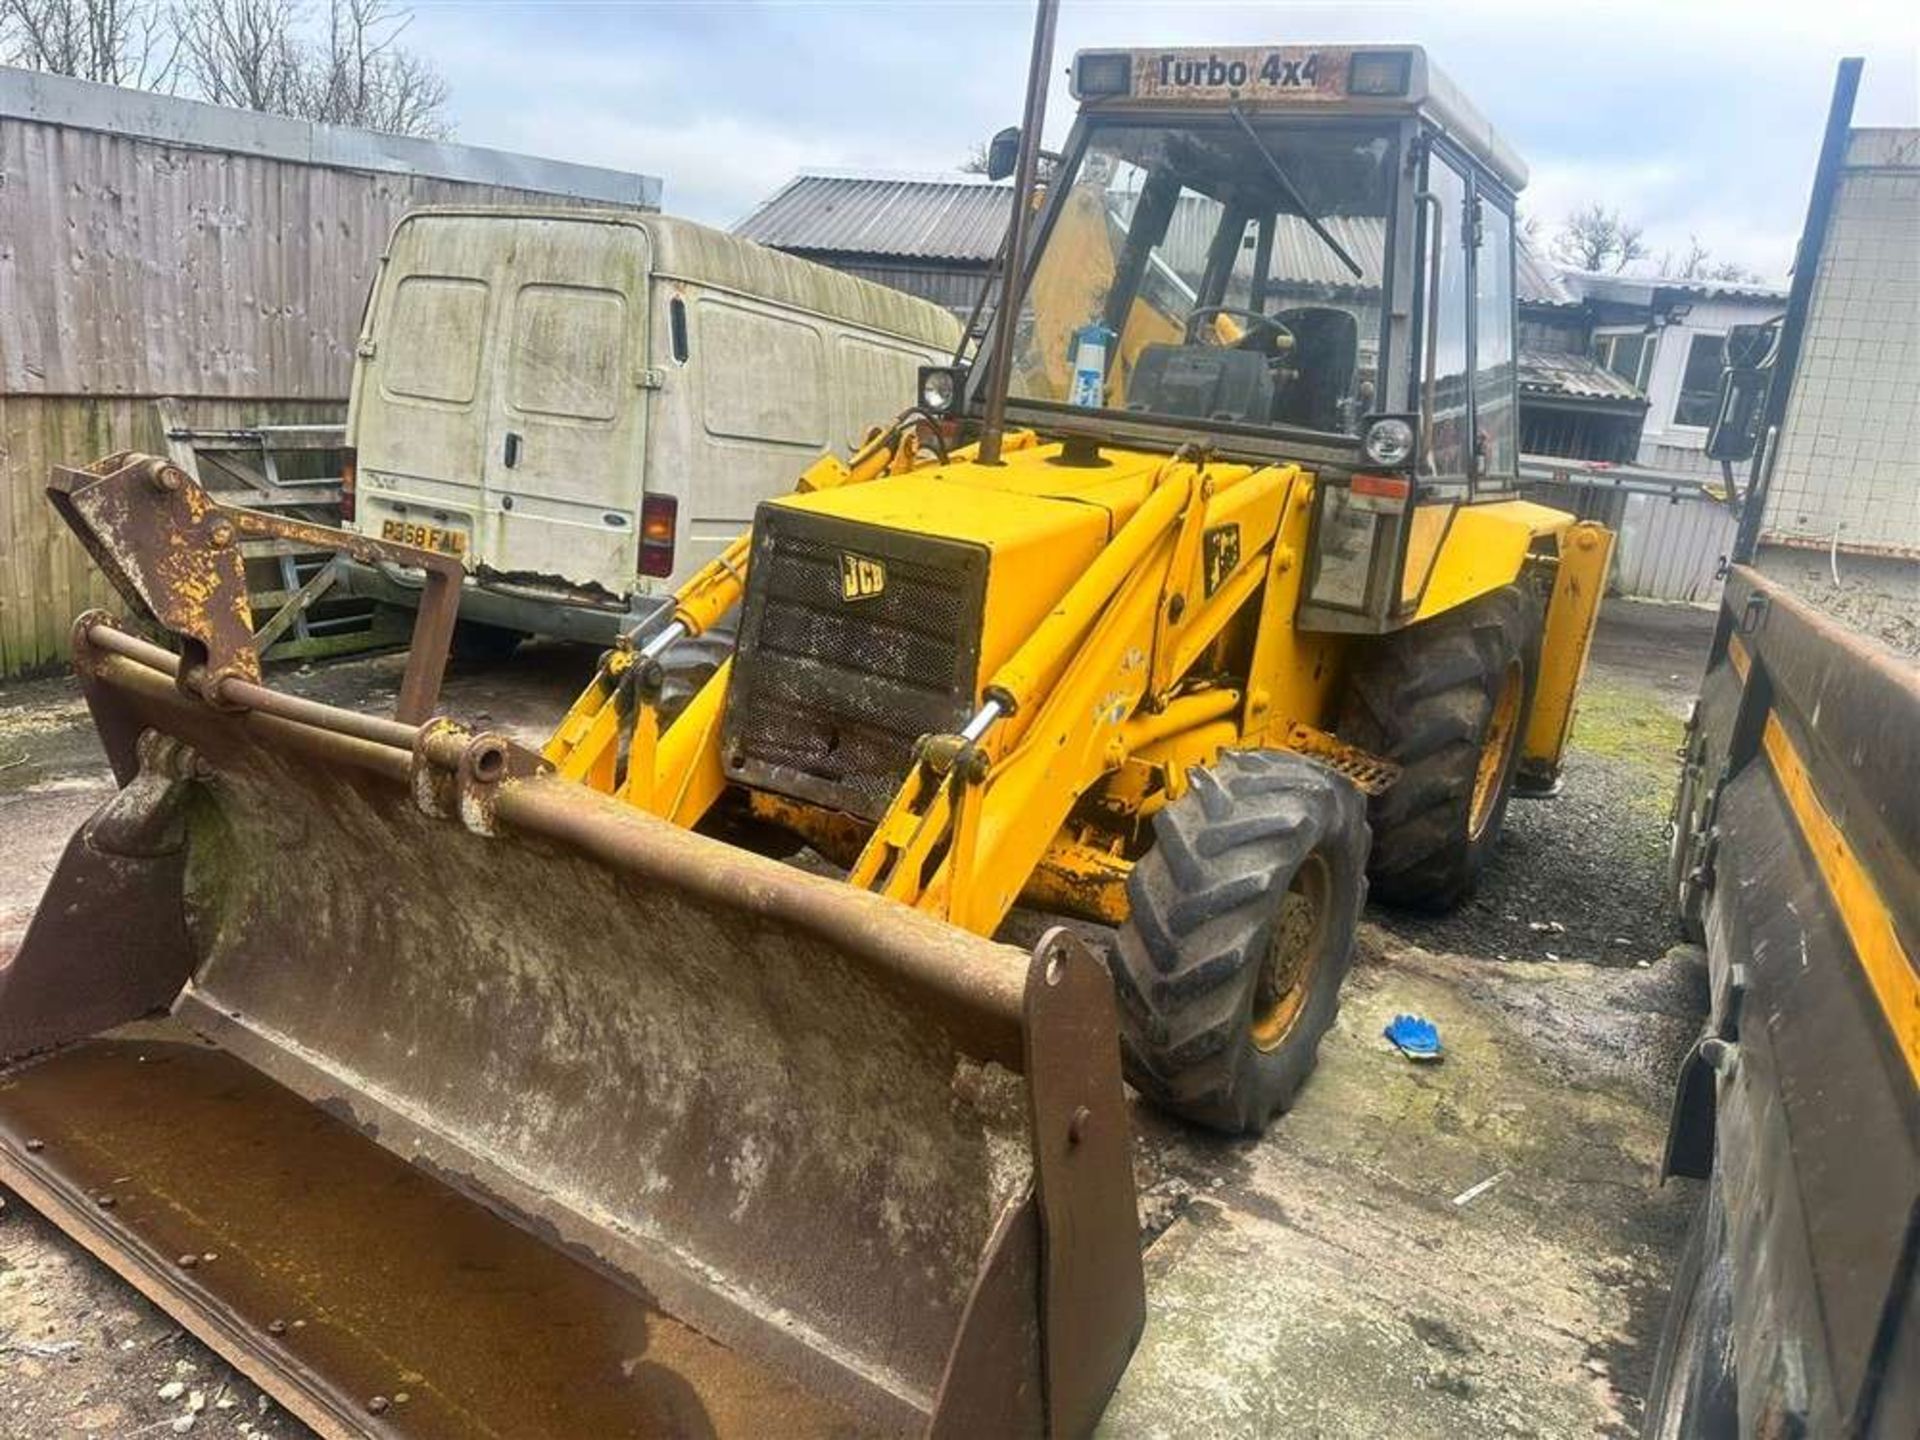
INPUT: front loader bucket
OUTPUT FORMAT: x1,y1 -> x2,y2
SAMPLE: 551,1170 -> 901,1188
0,619 -> 1144,1438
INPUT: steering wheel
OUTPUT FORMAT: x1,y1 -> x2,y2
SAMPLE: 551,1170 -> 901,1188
1183,305 -> 1295,354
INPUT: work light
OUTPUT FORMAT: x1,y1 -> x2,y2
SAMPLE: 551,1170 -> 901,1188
1073,51 -> 1132,99
1348,50 -> 1413,97
1362,414 -> 1417,468
918,364 -> 965,415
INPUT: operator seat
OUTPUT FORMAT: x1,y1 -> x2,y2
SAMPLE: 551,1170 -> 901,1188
1271,307 -> 1359,433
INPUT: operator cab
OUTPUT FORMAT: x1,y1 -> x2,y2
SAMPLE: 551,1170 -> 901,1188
951,45 -> 1527,495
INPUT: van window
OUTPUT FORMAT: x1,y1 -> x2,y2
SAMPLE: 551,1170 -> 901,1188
509,284 -> 626,422
383,276 -> 487,404
697,298 -> 826,446
669,297 -> 690,364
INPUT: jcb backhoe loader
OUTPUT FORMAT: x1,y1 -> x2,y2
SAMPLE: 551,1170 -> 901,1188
0,23 -> 1612,1440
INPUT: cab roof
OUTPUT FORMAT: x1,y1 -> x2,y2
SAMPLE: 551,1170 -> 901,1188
1070,44 -> 1528,195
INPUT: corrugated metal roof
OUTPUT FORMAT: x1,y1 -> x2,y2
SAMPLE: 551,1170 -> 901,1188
744,172 -> 1588,316
1517,348 -> 1647,404
1154,203 -> 1385,291
1558,268 -> 1788,306
734,173 -> 1011,262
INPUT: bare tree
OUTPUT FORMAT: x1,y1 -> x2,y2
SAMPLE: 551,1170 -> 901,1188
16,0 -> 454,136
172,0 -> 304,112
1657,233 -> 1761,285
302,0 -> 447,137
1552,204 -> 1648,274
2,0 -> 177,86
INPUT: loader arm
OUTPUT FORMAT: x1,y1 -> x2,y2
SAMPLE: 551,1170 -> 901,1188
850,454 -> 1305,937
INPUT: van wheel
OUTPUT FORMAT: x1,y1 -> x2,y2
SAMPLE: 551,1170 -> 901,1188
1337,584 -> 1542,911
450,619 -> 523,663
1113,750 -> 1368,1135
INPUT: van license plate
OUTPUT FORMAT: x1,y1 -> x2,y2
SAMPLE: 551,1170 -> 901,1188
381,520 -> 468,556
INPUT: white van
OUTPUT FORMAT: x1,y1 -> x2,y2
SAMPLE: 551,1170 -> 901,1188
341,207 -> 961,646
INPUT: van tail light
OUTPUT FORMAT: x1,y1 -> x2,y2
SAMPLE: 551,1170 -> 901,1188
639,494 -> 677,577
340,450 -> 357,524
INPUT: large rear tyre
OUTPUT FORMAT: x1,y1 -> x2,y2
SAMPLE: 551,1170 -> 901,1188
1113,750 -> 1369,1134
1337,583 -> 1542,911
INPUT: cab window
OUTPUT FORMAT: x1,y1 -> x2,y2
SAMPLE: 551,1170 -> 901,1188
1421,156 -> 1471,478
1473,199 -> 1517,480
1418,147 -> 1518,487
1007,118 -> 1394,438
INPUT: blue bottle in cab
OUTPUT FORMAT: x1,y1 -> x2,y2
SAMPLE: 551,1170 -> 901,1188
1068,322 -> 1116,408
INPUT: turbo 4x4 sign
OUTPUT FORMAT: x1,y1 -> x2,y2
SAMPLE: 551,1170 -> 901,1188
1132,47 -> 1354,103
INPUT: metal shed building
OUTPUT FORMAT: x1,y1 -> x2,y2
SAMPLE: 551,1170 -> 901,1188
0,66 -> 661,676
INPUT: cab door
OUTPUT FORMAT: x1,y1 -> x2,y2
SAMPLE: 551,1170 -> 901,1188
478,216 -> 651,595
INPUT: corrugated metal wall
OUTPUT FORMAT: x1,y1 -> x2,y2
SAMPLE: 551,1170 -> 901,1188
1525,481 -> 1735,605
783,255 -> 989,315
0,99 -> 652,675
0,120 -> 620,400
1613,492 -> 1736,603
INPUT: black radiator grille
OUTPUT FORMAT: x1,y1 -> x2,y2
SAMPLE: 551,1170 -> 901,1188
724,508 -> 987,819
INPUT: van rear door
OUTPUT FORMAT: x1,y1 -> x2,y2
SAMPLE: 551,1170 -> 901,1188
350,214 -> 495,562
480,216 -> 650,596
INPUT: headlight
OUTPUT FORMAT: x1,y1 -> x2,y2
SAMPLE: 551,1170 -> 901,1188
1362,415 -> 1417,468
918,365 -> 964,415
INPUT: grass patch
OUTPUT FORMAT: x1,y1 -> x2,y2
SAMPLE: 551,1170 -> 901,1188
1569,677 -> 1686,767
1567,676 -> 1686,826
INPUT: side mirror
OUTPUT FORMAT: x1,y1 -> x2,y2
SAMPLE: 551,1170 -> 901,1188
985,127 -> 1021,182
1704,322 -> 1779,464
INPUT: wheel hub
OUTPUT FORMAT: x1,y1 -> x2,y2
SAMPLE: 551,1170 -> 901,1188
1251,855 -> 1330,1053
1469,659 -> 1525,840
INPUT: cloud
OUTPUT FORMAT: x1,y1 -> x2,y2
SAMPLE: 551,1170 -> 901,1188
405,0 -> 1919,273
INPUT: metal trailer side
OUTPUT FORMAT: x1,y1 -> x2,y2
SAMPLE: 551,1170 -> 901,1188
1657,565 -> 1918,1437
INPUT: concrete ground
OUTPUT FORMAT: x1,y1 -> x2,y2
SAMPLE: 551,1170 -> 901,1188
0,598 -> 1716,1439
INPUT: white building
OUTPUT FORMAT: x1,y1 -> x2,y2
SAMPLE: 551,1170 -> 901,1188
1758,126 -> 1920,652
1558,271 -> 1789,476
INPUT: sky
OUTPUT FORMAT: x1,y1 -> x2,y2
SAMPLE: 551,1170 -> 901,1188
406,0 -> 1919,283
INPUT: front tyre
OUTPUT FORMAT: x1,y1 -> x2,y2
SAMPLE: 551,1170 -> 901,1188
1113,750 -> 1369,1134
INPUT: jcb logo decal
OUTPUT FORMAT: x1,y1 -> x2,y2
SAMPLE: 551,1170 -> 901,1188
840,552 -> 887,602
1202,524 -> 1241,597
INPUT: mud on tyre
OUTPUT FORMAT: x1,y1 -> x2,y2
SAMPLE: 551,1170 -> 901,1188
1113,749 -> 1369,1134
1338,583 -> 1543,912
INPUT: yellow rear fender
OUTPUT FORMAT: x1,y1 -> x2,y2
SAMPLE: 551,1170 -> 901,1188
1411,498 -> 1574,622
1521,521 -> 1615,784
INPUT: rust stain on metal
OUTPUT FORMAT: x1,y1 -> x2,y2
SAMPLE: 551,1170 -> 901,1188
46,453 -> 462,721
0,1030 -> 870,1440
0,636 -> 1148,1434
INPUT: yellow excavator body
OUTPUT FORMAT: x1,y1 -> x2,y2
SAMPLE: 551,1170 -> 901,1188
0,33 -> 1621,1439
